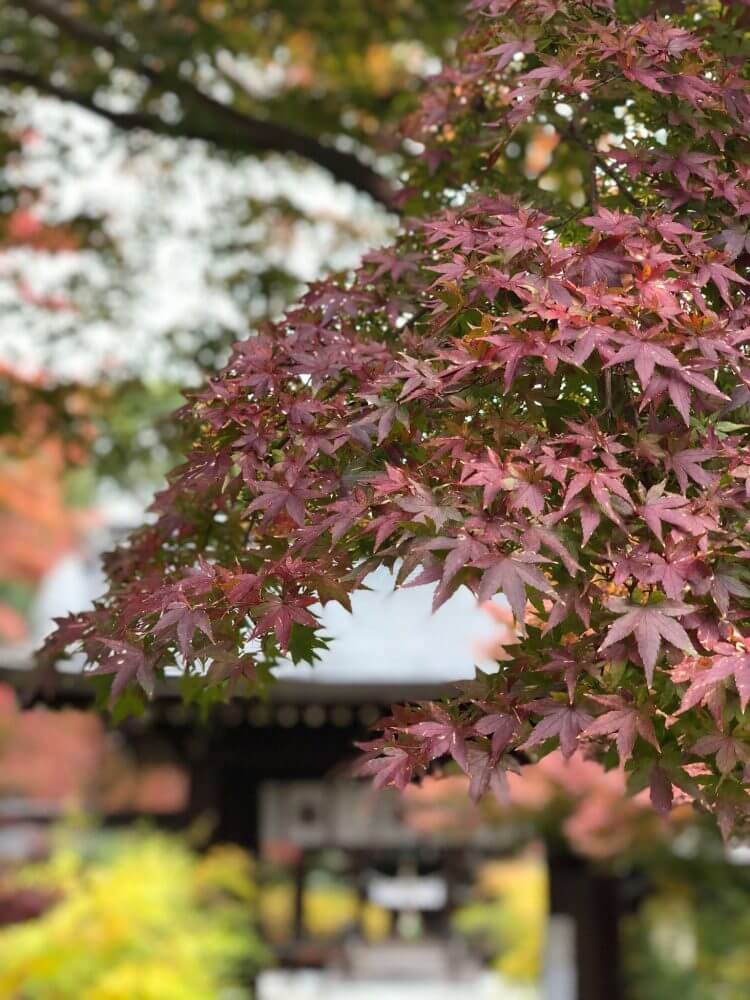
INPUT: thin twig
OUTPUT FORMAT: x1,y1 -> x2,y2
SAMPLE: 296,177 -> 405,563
588,156 -> 599,212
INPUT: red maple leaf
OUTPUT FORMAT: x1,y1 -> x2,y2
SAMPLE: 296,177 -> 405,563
605,338 -> 681,390
474,552 -> 556,628
667,445 -> 717,493
693,731 -> 750,775
152,602 -> 215,660
247,478 -> 320,527
600,597 -> 695,684
584,694 -> 659,763
520,699 -> 593,759
680,646 -> 750,713
358,747 -> 415,790
637,483 -> 706,543
251,597 -> 319,651
473,712 -> 518,757
90,639 -> 156,703
408,711 -> 471,771
564,468 -> 633,530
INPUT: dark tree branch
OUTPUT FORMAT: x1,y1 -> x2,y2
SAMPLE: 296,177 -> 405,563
13,0 -> 118,52
0,62 -> 258,146
558,118 -> 642,211
593,155 -> 641,210
7,0 -> 396,207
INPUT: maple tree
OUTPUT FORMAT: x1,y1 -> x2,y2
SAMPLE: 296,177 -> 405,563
38,0 -> 750,833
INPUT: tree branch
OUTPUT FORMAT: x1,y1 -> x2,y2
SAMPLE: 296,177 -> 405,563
593,154 -> 641,210
0,62 -> 254,145
6,0 -> 396,207
557,118 -> 642,211
13,0 -> 118,51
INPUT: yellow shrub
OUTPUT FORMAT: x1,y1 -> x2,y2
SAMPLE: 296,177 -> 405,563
0,827 -> 268,999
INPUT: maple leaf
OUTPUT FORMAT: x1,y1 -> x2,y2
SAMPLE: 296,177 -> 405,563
556,320 -> 614,366
564,468 -> 633,530
205,646 -> 257,695
152,602 -> 214,660
623,63 -> 667,93
600,597 -> 695,684
649,765 -> 674,815
710,569 -> 750,617
637,483 -> 706,543
520,699 -> 593,759
658,151 -> 719,189
522,523 -> 581,576
358,748 -> 414,790
667,445 -> 717,493
247,478 -> 319,527
319,494 -> 369,546
224,573 -> 261,608
364,248 -> 422,283
605,339 -> 681,390
584,694 -> 659,763
474,552 -> 556,629
659,368 -> 728,426
462,448 -> 513,508
397,487 -> 462,530
492,208 -> 547,259
581,208 -> 640,237
549,496 -> 601,546
484,37 -> 535,72
473,712 -> 518,757
519,60 -> 569,85
408,712 -> 470,771
373,466 -> 418,503
643,538 -> 705,601
396,357 -> 445,401
696,259 -> 748,307
415,535 -> 488,609
502,463 -> 548,515
38,613 -> 93,661
465,744 -> 520,803
89,639 -> 156,704
368,510 -> 405,550
169,561 -> 217,599
717,226 -> 750,262
429,255 -> 472,287
374,403 -> 411,444
693,731 -> 750,775
680,646 -> 750,713
251,597 -> 319,652
570,238 -> 630,286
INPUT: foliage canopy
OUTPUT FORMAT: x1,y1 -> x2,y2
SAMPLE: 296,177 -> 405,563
41,0 -> 750,832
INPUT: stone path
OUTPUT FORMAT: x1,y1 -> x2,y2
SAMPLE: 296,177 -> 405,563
257,970 -> 539,1000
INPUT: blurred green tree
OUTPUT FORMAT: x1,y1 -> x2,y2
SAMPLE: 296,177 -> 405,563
0,0 -> 462,489
0,0 -> 463,206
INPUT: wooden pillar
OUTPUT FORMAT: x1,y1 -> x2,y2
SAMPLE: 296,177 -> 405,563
293,851 -> 307,944
547,852 -> 623,1000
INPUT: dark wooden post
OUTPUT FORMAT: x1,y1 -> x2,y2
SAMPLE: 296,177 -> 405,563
293,850 -> 307,944
547,851 -> 623,1000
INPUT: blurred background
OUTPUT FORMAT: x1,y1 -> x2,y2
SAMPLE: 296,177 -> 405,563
1,2 -> 750,998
